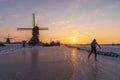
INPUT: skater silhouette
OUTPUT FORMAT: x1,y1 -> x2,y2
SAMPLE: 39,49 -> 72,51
22,40 -> 27,47
88,39 -> 101,61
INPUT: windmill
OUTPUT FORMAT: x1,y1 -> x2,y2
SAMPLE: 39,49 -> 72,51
4,34 -> 14,44
17,13 -> 48,45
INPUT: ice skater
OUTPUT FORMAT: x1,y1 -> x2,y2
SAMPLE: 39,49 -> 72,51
88,39 -> 101,61
22,40 -> 27,47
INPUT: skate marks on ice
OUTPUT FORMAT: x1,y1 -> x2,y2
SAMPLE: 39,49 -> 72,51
0,46 -> 73,80
0,46 -> 120,80
69,49 -> 120,80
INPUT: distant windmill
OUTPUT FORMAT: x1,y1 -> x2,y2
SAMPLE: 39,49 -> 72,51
17,13 -> 48,45
4,34 -> 14,44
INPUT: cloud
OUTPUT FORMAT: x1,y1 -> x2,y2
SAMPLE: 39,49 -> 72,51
0,16 -> 4,24
77,16 -> 85,21
107,1 -> 120,9
93,8 -> 101,15
66,25 -> 73,29
71,0 -> 88,3
51,22 -> 57,25
0,21 -> 4,24
51,20 -> 71,26
0,0 -> 15,2
51,21 -> 66,25
51,15 -> 86,29
11,15 -> 20,18
0,0 -> 7,1
93,1 -> 120,16
35,15 -> 44,22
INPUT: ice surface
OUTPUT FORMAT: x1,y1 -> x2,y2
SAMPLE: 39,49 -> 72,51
70,49 -> 120,80
0,45 -> 120,80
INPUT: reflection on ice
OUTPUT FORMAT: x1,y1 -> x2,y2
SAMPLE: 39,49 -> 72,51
70,49 -> 99,80
71,49 -> 77,66
0,46 -> 120,80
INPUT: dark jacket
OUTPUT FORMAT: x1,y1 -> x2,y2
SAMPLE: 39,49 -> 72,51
91,40 -> 101,49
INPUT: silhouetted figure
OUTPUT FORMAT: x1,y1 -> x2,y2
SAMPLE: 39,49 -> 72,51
88,39 -> 101,61
22,40 -> 27,47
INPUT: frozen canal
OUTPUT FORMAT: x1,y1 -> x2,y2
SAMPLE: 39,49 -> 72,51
0,46 -> 120,80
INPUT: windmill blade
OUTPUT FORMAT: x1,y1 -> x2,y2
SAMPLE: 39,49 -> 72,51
4,37 -> 14,39
17,28 -> 32,30
9,38 -> 14,39
39,28 -> 48,30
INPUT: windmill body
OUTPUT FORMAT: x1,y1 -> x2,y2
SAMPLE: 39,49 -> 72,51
5,34 -> 14,44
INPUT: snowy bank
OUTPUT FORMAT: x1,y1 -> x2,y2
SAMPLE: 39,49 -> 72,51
0,44 -> 42,55
66,45 -> 120,58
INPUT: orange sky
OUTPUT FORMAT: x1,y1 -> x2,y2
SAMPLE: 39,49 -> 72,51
0,0 -> 120,44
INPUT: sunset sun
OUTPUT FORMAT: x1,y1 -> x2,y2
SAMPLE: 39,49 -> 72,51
72,38 -> 76,43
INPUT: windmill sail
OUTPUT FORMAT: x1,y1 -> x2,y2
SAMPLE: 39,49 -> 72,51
33,13 -> 35,27
17,28 -> 48,30
39,28 -> 48,30
17,28 -> 32,30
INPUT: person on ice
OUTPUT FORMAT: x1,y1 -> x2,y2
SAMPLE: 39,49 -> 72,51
88,39 -> 101,61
